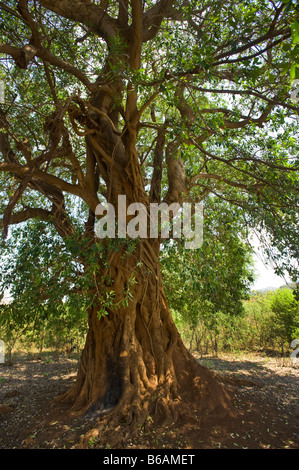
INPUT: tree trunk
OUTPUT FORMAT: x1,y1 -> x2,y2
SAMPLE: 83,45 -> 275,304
55,81 -> 234,445
57,239 -> 233,446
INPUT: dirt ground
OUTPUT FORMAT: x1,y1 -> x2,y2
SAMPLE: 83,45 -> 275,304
0,351 -> 298,450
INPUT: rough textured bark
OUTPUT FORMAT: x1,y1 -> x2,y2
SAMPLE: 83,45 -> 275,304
57,239 -> 233,446
3,0 -> 294,446
48,58 -> 235,443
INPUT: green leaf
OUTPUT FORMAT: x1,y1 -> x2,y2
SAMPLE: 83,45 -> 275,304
291,20 -> 299,45
290,63 -> 299,80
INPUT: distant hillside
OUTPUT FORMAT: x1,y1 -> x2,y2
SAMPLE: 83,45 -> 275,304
251,283 -> 295,294
255,286 -> 278,293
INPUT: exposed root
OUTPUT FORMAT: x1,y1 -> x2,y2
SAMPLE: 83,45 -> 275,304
59,350 -> 235,449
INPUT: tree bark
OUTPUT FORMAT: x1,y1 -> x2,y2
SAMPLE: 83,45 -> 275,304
53,83 -> 234,443
57,238 -> 233,446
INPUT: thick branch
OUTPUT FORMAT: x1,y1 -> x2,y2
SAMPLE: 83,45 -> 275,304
0,109 -> 32,162
222,104 -> 274,129
0,43 -> 37,69
130,0 -> 143,69
37,0 -> 117,41
29,180 -> 76,238
0,162 -> 83,198
1,207 -> 51,227
39,48 -> 93,90
117,0 -> 129,28
2,166 -> 36,238
143,0 -> 175,42
163,142 -> 187,205
149,127 -> 167,203
0,2 -> 93,89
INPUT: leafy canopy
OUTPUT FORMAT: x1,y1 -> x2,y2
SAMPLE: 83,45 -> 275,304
0,0 -> 298,299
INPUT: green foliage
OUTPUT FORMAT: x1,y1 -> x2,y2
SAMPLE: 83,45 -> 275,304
169,286 -> 299,357
1,220 -> 90,307
0,298 -> 88,357
210,287 -> 299,356
0,219 -> 90,354
267,287 -> 299,346
161,200 -> 299,356
97,272 -> 137,319
0,217 -> 141,354
161,198 -> 255,353
0,0 -> 298,359
242,288 -> 299,354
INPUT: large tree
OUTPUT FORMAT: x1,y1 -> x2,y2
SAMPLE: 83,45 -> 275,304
0,0 -> 298,444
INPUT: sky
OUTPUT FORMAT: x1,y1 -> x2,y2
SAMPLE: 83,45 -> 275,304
251,252 -> 291,291
250,230 -> 292,291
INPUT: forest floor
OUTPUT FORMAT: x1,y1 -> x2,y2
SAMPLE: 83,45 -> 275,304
0,350 -> 298,450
